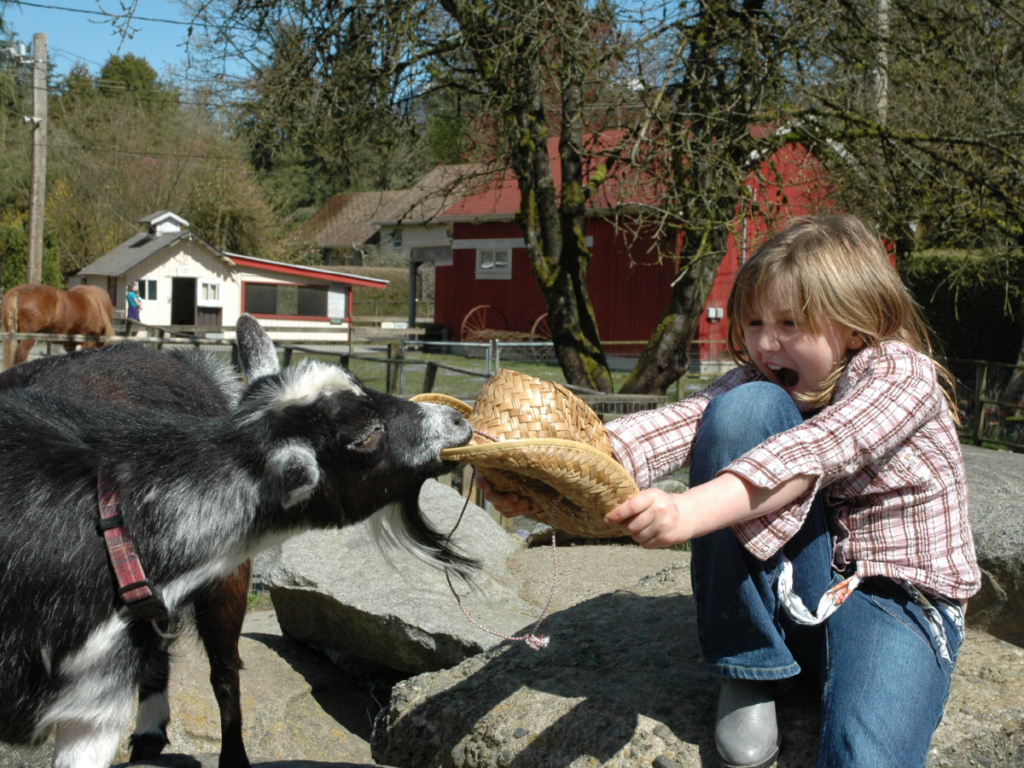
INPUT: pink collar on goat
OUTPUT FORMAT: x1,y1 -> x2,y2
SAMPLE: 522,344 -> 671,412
97,470 -> 170,625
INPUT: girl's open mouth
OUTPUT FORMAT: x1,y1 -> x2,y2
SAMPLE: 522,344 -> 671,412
768,365 -> 799,388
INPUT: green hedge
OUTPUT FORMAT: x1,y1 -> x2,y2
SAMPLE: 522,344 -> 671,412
900,249 -> 1024,364
0,217 -> 62,293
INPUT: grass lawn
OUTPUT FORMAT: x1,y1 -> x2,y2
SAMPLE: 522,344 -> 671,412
246,591 -> 274,613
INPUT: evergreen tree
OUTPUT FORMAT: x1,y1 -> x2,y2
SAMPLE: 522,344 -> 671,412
0,19 -> 30,216
0,214 -> 62,292
46,53 -> 285,271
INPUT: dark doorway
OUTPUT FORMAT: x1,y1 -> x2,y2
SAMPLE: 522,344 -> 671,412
171,277 -> 197,325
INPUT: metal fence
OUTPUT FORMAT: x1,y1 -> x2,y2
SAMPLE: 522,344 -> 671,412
949,359 -> 1024,451
285,345 -> 1024,451
1,330 -> 720,417
402,339 -> 731,373
7,328 -> 1021,456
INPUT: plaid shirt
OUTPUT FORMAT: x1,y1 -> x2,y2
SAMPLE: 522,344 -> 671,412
607,341 -> 981,601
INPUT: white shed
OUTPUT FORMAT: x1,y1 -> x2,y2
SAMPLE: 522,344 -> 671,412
73,212 -> 388,335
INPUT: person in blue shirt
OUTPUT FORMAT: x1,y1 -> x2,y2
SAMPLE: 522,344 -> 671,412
127,282 -> 143,323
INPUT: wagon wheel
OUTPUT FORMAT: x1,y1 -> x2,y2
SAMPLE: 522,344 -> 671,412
461,305 -> 509,341
529,313 -> 553,363
530,313 -> 552,340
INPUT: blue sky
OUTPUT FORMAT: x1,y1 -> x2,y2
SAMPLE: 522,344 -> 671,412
3,0 -> 237,82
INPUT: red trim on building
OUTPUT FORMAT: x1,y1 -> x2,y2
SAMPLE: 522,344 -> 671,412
247,313 -> 332,322
228,253 -> 388,290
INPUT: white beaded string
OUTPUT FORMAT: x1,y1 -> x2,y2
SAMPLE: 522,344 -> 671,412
443,428 -> 560,651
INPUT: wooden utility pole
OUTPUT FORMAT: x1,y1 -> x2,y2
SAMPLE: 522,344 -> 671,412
25,32 -> 47,285
875,0 -> 889,125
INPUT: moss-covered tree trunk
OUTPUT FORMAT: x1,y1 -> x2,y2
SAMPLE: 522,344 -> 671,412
619,1 -> 768,394
437,0 -> 789,394
442,0 -> 613,391
619,226 -> 730,394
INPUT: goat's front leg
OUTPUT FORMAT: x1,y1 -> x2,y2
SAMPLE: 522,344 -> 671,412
196,562 -> 252,768
53,719 -> 124,768
129,643 -> 171,762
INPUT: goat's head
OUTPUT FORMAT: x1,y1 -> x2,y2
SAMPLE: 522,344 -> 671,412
234,315 -> 476,575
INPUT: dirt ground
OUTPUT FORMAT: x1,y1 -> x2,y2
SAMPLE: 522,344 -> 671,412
505,540 -> 692,613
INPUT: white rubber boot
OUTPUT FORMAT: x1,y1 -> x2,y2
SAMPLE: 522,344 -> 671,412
714,679 -> 780,768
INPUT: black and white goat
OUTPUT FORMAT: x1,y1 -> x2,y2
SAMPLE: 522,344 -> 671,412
0,315 -> 473,768
0,329 -> 255,768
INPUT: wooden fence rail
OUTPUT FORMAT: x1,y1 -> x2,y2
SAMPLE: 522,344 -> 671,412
0,332 -> 121,343
952,359 -> 1024,451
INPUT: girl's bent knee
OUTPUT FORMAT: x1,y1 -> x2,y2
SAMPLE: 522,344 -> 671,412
701,382 -> 801,445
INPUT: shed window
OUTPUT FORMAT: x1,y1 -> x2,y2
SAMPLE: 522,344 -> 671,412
244,283 -> 329,318
475,248 -> 511,280
199,280 -> 222,307
139,279 -> 157,301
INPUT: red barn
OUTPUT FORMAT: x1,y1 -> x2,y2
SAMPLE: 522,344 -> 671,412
433,134 -> 832,368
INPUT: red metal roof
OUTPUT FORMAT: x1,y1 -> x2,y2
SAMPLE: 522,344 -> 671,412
226,253 -> 389,290
437,131 -> 654,221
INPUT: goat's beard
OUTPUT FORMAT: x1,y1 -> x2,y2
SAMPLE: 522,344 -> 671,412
368,492 -> 479,581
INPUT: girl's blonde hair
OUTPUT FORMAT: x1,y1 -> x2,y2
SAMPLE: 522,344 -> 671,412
725,214 -> 956,412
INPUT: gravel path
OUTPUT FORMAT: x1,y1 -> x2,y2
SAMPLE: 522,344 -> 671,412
505,540 -> 691,612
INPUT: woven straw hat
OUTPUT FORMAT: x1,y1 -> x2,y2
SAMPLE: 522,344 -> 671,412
414,369 -> 639,538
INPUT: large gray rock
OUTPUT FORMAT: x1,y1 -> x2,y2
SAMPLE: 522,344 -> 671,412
962,444 -> 1024,646
370,554 -> 1024,768
368,447 -> 1024,768
265,481 -> 540,674
154,611 -> 381,763
370,559 -> 723,768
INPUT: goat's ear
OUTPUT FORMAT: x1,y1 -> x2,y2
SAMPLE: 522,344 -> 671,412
267,441 -> 321,509
237,314 -> 279,381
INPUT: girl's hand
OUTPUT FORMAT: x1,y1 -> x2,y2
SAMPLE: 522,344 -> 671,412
606,472 -> 819,549
604,488 -> 694,549
475,474 -> 532,519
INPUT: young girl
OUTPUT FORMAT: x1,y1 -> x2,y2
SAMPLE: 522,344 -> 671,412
480,214 -> 979,768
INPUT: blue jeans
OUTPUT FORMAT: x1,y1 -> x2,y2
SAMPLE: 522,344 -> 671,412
689,382 -> 963,768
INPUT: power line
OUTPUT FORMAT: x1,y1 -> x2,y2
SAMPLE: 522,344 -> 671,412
0,134 -> 254,163
0,71 -> 254,111
0,50 -> 251,90
6,0 -> 248,31
52,48 -> 107,70
0,136 -> 391,183
1,71 -> 648,115
38,42 -> 252,85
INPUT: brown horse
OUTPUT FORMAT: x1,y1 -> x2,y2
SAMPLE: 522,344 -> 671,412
1,284 -> 115,369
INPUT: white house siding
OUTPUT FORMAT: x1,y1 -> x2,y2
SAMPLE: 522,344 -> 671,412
77,239 -> 230,327
376,223 -> 452,265
403,224 -> 450,245
77,274 -> 123,312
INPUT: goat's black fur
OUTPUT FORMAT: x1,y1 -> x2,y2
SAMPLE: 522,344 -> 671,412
0,316 -> 473,768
